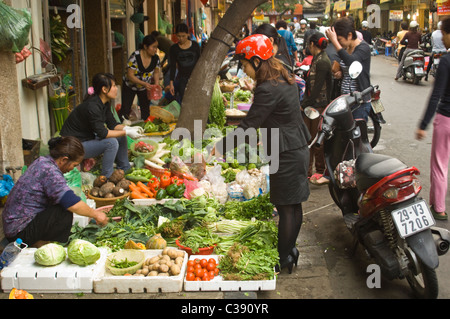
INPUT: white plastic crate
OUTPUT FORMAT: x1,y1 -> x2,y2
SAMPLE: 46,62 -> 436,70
0,247 -> 109,293
93,249 -> 188,293
183,255 -> 276,292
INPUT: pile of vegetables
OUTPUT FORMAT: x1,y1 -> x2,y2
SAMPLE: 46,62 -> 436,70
142,118 -> 170,134
89,169 -> 130,198
185,257 -> 220,281
127,170 -> 186,200
134,141 -> 155,153
132,248 -> 184,277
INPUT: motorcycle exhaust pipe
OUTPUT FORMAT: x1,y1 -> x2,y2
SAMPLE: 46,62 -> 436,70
432,231 -> 450,256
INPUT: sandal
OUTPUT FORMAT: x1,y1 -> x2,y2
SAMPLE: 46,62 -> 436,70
310,176 -> 330,186
431,206 -> 448,221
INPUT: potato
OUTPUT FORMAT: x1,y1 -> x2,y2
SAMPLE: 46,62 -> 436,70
162,247 -> 170,255
148,256 -> 160,265
150,263 -> 160,271
175,256 -> 184,265
170,264 -> 181,276
167,249 -> 178,259
141,268 -> 149,276
176,250 -> 185,258
159,264 -> 169,273
148,271 -> 158,276
158,272 -> 169,276
161,255 -> 171,262
165,260 -> 173,268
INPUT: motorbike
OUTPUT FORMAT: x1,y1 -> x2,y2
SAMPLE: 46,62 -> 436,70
305,62 -> 450,298
295,37 -> 305,62
401,48 -> 426,85
430,51 -> 447,78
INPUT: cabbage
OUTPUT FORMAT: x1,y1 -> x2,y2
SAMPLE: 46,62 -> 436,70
34,243 -> 66,266
67,239 -> 100,266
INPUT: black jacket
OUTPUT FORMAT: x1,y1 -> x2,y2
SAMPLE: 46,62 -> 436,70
60,96 -> 119,142
218,77 -> 311,158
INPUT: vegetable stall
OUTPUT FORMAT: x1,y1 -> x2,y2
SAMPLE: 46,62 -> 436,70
1,72 -> 281,294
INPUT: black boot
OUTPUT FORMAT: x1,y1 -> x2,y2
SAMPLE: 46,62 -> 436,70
290,247 -> 299,267
275,255 -> 295,274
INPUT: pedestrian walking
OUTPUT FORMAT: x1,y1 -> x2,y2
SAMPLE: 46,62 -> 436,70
212,34 -> 311,274
276,20 -> 300,65
169,23 -> 201,104
119,34 -> 161,121
425,21 -> 447,81
416,17 -> 450,221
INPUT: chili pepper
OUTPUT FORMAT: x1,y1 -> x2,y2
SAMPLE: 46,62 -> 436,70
160,174 -> 171,189
147,177 -> 160,192
137,181 -> 155,198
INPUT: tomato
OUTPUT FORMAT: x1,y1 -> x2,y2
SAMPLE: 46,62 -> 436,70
208,258 -> 216,264
200,259 -> 208,268
187,266 -> 195,274
187,260 -> 195,267
195,268 -> 204,278
208,270 -> 215,278
214,268 -> 220,276
206,262 -> 216,272
194,277 -> 202,281
194,263 -> 202,270
186,272 -> 195,281
194,258 -> 201,264
202,274 -> 210,281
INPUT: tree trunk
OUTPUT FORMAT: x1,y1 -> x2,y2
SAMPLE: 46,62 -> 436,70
176,0 -> 267,137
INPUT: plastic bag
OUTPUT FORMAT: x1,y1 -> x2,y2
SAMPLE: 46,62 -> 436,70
203,165 -> 228,204
0,1 -> 32,53
64,168 -> 86,202
0,175 -> 14,197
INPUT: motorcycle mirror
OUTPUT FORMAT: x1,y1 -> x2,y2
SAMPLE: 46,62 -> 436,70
349,61 -> 363,79
304,106 -> 320,119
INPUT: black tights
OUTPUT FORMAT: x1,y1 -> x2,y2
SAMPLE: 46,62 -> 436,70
276,203 -> 303,262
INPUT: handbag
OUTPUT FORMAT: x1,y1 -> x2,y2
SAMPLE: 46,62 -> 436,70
334,140 -> 357,189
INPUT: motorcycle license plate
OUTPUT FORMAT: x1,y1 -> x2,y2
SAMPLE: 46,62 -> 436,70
415,67 -> 424,75
371,100 -> 385,113
435,58 -> 440,65
391,200 -> 435,238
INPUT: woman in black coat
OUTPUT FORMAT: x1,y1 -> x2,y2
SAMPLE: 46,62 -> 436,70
214,34 -> 311,273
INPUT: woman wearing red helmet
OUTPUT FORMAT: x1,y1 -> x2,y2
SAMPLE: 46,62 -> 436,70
214,34 -> 311,273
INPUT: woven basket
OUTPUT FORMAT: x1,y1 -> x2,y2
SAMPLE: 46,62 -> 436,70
88,192 -> 129,208
105,249 -> 146,276
150,106 -> 175,123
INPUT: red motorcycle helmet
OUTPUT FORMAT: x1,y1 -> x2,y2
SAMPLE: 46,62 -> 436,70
234,34 -> 274,69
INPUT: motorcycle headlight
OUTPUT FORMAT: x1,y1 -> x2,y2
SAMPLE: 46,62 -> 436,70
326,97 -> 348,114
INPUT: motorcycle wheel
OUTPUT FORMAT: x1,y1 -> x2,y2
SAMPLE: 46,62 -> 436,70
413,75 -> 421,85
405,258 -> 439,299
367,112 -> 382,148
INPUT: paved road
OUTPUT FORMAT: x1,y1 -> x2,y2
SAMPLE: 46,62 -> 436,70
1,55 -> 449,302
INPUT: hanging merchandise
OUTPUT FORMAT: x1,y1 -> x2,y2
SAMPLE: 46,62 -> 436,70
0,0 -> 32,53
158,13 -> 172,36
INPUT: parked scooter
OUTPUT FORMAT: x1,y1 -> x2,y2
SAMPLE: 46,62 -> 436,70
306,62 -> 450,298
401,48 -> 426,84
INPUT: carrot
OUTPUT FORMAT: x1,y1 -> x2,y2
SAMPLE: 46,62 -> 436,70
131,190 -> 147,199
137,181 -> 155,198
129,182 -> 141,193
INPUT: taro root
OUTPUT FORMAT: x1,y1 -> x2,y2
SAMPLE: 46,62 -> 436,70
93,175 -> 107,188
108,169 -> 125,184
99,182 -> 115,197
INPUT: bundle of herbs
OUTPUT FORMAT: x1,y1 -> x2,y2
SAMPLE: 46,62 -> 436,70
222,193 -> 274,220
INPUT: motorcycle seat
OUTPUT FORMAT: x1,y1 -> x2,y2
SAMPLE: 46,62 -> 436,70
355,153 -> 407,191
405,49 -> 424,57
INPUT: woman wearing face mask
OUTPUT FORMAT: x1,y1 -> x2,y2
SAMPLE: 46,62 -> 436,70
326,17 -> 372,122
2,136 -> 109,248
120,35 -> 161,121
61,73 -> 143,179
213,34 -> 311,274
169,23 -> 201,104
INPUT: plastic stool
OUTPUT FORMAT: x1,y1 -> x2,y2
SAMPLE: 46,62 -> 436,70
385,46 -> 392,56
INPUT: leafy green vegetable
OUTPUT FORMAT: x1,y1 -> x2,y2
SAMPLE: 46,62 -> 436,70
208,77 -> 226,129
179,226 -> 219,254
222,193 -> 274,220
